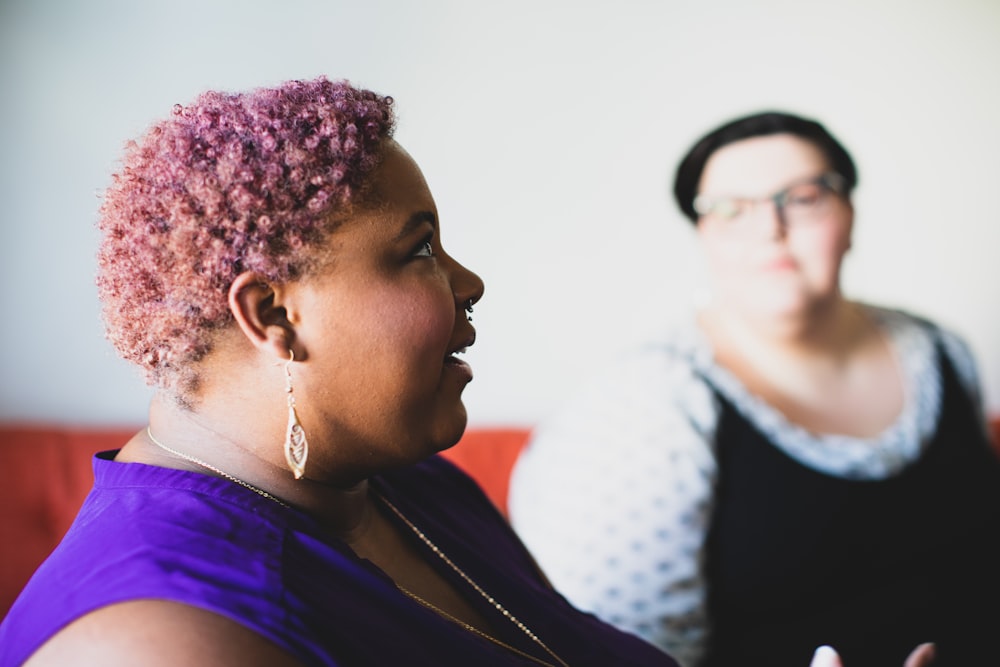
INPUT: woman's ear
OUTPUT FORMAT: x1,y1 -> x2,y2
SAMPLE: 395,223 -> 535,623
228,272 -> 294,360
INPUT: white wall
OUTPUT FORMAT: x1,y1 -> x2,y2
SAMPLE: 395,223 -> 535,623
1,0 -> 998,427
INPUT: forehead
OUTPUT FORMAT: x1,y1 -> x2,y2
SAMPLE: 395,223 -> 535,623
698,134 -> 830,196
317,142 -> 437,254
363,141 -> 435,211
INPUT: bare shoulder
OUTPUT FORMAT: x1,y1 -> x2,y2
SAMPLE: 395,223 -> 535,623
24,599 -> 307,667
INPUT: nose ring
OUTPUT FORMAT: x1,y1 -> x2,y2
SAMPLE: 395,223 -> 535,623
465,299 -> 474,322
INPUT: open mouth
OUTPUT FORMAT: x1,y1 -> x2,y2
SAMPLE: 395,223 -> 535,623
443,335 -> 475,379
446,333 -> 475,359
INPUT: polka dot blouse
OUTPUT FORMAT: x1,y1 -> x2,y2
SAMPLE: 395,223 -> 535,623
507,305 -> 985,667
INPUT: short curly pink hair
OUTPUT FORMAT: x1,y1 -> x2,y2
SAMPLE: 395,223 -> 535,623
97,76 -> 395,398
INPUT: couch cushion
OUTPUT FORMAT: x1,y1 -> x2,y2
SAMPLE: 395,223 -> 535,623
440,427 -> 532,516
0,425 -> 135,618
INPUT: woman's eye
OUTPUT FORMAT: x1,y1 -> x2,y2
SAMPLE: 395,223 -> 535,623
414,240 -> 434,257
785,186 -> 823,208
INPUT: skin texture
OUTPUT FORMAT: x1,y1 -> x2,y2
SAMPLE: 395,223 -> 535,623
25,601 -> 303,667
277,143 -> 484,481
26,141 -> 486,666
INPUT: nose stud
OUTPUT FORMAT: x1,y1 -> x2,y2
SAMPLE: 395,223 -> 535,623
465,299 -> 474,322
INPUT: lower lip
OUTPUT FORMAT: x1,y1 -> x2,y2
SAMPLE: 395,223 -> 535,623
444,357 -> 473,383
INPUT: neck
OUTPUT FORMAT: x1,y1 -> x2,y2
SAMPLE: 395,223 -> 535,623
705,296 -> 870,363
123,393 -> 373,538
747,292 -> 845,339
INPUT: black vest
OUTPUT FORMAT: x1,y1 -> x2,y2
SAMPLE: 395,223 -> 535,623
702,344 -> 1000,667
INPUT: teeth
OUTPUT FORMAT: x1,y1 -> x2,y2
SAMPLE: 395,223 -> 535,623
454,346 -> 468,355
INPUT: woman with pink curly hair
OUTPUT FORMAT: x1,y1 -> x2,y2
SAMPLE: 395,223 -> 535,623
0,77 -> 677,667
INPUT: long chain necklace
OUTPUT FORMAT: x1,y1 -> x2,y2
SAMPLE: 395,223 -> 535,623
379,495 -> 570,667
396,586 -> 559,667
144,427 -> 570,666
145,427 -> 290,508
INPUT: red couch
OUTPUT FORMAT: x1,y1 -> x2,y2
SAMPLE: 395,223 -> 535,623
4,419 -> 1000,619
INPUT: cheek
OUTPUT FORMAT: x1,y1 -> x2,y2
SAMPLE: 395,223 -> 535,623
700,232 -> 749,280
365,284 -> 455,368
791,225 -> 851,271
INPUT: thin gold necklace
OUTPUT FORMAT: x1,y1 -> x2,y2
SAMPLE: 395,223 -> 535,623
396,585 -> 560,667
379,495 -> 570,667
145,427 -> 291,508
145,427 -> 569,666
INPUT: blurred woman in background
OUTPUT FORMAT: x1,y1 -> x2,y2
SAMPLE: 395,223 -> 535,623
509,111 -> 1000,667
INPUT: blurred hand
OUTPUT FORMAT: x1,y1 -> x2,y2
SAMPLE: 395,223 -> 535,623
809,643 -> 935,667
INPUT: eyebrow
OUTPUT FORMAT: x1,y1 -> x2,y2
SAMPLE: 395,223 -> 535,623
393,211 -> 437,242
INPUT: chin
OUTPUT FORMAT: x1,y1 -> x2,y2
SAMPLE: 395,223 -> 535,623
428,406 -> 469,454
764,300 -> 811,319
743,285 -> 815,316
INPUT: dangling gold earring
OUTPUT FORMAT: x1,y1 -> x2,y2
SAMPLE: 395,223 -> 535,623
283,349 -> 309,479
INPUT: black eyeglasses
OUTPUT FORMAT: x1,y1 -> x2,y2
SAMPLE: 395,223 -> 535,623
693,172 -> 847,227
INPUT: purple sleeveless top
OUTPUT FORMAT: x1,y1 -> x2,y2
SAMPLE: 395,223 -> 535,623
0,452 -> 676,666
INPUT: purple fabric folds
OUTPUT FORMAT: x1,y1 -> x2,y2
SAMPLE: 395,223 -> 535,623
0,452 -> 676,667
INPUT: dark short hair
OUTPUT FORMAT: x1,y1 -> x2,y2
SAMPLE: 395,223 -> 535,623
672,111 -> 858,223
